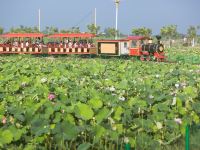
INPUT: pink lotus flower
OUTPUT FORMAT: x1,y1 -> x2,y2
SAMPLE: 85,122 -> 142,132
48,93 -> 56,101
2,116 -> 6,124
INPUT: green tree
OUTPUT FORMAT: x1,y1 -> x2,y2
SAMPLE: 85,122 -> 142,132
131,27 -> 152,36
160,25 -> 177,39
187,26 -> 200,47
43,26 -> 58,34
10,26 -> 39,33
87,24 -> 100,34
70,27 -> 80,33
0,27 -> 4,34
104,27 -> 118,38
160,25 -> 178,48
59,29 -> 70,33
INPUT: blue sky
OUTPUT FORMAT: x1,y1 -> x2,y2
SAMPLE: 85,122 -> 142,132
0,0 -> 200,34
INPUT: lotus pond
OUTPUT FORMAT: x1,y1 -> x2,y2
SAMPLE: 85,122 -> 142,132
0,55 -> 200,150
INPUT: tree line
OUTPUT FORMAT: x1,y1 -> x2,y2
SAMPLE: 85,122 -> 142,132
0,24 -> 199,46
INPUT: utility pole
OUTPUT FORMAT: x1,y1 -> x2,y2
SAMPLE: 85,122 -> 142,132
115,0 -> 120,39
94,8 -> 97,28
38,9 -> 41,32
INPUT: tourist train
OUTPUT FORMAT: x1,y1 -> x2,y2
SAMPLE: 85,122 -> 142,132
0,33 -> 165,61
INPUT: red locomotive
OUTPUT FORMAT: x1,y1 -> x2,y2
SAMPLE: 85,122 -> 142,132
0,32 -> 166,61
97,35 -> 165,61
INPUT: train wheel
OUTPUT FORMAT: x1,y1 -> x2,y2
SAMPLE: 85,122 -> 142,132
156,58 -> 161,62
140,56 -> 145,61
161,58 -> 165,62
146,56 -> 151,61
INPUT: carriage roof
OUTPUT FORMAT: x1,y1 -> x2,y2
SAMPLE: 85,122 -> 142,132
47,33 -> 95,38
0,33 -> 45,38
127,36 -> 149,40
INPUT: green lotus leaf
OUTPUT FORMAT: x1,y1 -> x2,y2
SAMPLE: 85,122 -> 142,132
15,113 -> 25,122
24,144 -> 35,150
108,130 -> 118,141
93,125 -> 106,139
0,104 -> 5,114
75,103 -> 94,120
114,106 -> 123,121
77,142 -> 91,150
149,112 -> 166,121
65,114 -> 75,124
192,102 -> 200,113
31,117 -> 49,136
88,98 -> 103,109
44,106 -> 54,119
95,107 -> 110,124
116,124 -> 123,134
117,79 -> 128,89
183,86 -> 197,98
9,126 -> 26,141
0,130 -> 13,144
53,121 -> 79,141
53,112 -> 62,123
129,137 -> 136,148
157,103 -> 169,112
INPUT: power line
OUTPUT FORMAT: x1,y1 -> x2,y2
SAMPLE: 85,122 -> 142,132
72,10 -> 93,28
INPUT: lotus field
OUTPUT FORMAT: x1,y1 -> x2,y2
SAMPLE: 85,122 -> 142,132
0,55 -> 200,150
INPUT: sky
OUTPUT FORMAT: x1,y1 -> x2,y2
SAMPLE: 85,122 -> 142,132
0,0 -> 200,34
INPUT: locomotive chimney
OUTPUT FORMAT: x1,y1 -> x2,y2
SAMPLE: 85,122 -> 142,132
156,35 -> 161,44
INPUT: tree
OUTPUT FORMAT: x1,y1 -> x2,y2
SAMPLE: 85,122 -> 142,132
70,27 -> 80,33
87,24 -> 100,34
187,26 -> 199,47
10,26 -> 39,33
104,27 -> 118,38
131,27 -> 152,36
43,26 -> 58,34
0,27 -> 4,34
160,25 -> 178,48
160,25 -> 177,39
60,29 -> 71,33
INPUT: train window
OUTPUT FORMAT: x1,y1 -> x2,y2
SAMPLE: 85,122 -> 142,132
131,41 -> 136,47
136,41 -> 141,47
124,42 -> 127,48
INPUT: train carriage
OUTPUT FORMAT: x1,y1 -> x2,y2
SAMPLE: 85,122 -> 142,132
97,36 -> 166,61
97,36 -> 149,56
97,39 -> 129,56
0,33 -> 45,54
46,33 -> 96,55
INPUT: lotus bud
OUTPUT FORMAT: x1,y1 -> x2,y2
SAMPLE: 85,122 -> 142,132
149,95 -> 154,99
174,118 -> 182,125
109,86 -> 116,92
41,77 -> 47,83
175,83 -> 179,88
118,96 -> 125,101
156,122 -> 163,129
48,93 -> 56,101
124,137 -> 129,143
2,116 -> 6,124
172,97 -> 176,106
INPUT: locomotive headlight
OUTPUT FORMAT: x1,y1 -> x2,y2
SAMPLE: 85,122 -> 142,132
159,46 -> 164,52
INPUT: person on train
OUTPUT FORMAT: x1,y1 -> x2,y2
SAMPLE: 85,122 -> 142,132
68,40 -> 73,48
59,41 -> 63,48
13,40 -> 18,47
74,41 -> 78,48
21,41 -> 24,48
25,41 -> 29,47
87,42 -> 91,48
